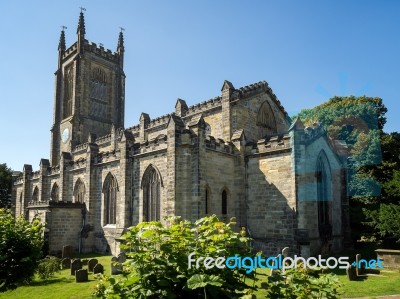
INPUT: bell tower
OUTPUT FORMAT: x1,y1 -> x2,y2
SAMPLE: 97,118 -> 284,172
50,11 -> 125,165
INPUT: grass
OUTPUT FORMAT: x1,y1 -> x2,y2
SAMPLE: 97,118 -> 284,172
0,254 -> 112,299
1,254 -> 400,298
336,268 -> 400,298
248,266 -> 400,299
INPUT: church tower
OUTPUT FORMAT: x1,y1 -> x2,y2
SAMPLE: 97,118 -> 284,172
50,11 -> 125,165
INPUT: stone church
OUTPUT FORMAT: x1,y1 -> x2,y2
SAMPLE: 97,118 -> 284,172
12,12 -> 350,257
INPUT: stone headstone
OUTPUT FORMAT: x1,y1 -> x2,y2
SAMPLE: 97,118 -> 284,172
346,265 -> 357,281
356,253 -> 364,275
61,258 -> 71,269
81,259 -> 88,266
270,254 -> 282,276
117,252 -> 126,263
71,259 -> 82,276
282,247 -> 289,258
93,263 -> 104,274
62,245 -> 74,258
75,269 -> 88,282
111,256 -> 122,275
88,258 -> 98,272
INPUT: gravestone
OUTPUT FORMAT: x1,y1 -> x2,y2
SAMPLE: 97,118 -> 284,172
117,252 -> 126,263
88,259 -> 99,272
62,245 -> 74,258
282,247 -> 289,258
270,254 -> 282,276
75,269 -> 88,282
356,254 -> 364,275
93,263 -> 104,274
71,259 -> 82,276
111,256 -> 122,275
82,259 -> 88,266
346,265 -> 357,281
61,258 -> 71,269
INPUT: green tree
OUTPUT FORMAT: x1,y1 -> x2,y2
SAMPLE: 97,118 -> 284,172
0,163 -> 13,209
294,96 -> 386,172
0,209 -> 44,292
294,96 -> 400,245
362,133 -> 400,243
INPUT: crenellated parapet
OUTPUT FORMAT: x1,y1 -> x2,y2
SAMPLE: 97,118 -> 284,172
246,133 -> 291,155
147,114 -> 171,130
72,142 -> 89,154
63,42 -> 78,58
92,149 -> 120,165
62,39 -> 121,65
72,126 -> 128,156
303,122 -> 326,144
31,170 -> 41,180
96,134 -> 113,146
14,175 -> 24,184
185,97 -> 222,117
48,165 -> 61,176
205,135 -> 235,155
132,134 -> 168,155
84,42 -> 121,62
65,157 -> 87,171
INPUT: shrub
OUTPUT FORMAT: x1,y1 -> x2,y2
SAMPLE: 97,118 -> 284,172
94,215 -> 254,298
37,256 -> 61,279
0,209 -> 43,292
262,267 -> 341,299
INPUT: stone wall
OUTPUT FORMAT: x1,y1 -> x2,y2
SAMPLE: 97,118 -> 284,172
246,150 -> 296,247
375,249 -> 400,269
201,148 -> 239,222
26,204 -> 83,255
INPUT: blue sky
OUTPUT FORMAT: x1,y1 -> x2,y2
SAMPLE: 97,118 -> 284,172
1,1 -> 399,171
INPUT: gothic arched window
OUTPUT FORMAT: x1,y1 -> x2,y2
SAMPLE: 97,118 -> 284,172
103,173 -> 118,225
63,66 -> 74,118
205,186 -> 211,215
142,165 -> 162,221
256,101 -> 277,134
316,151 -> 332,239
32,186 -> 39,202
50,183 -> 60,202
74,179 -> 85,203
221,190 -> 228,215
19,193 -> 23,215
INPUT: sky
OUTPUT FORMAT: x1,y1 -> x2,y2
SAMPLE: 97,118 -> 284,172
0,1 -> 399,171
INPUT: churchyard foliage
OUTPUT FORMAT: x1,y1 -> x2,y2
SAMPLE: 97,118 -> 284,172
94,215 -> 342,298
94,215 -> 254,298
261,267 -> 341,299
0,209 -> 43,291
37,256 -> 61,280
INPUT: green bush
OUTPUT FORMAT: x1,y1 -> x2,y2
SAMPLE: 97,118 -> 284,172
37,256 -> 61,280
94,215 -> 254,298
93,215 -> 341,298
0,209 -> 43,291
262,267 -> 341,299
